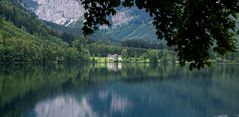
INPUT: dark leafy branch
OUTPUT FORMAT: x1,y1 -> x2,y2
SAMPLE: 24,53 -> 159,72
80,0 -> 239,70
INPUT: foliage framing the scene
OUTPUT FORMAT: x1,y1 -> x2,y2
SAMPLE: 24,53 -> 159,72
80,0 -> 239,70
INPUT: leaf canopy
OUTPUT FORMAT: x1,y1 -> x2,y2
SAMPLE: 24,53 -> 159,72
80,0 -> 239,70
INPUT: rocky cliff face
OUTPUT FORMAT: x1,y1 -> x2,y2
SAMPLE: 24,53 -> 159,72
22,0 -> 84,26
21,0 -> 141,27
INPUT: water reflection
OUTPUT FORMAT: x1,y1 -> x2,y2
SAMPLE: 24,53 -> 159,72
34,91 -> 131,117
0,64 -> 239,117
35,96 -> 95,117
110,94 -> 131,113
107,63 -> 122,72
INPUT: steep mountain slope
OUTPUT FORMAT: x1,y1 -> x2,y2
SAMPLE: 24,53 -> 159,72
20,0 -> 160,43
21,0 -> 238,45
0,0 -> 88,63
71,7 -> 160,42
0,17 -> 69,62
45,20 -> 120,44
103,7 -> 158,41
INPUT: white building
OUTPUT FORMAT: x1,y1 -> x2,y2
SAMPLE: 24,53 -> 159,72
107,54 -> 122,62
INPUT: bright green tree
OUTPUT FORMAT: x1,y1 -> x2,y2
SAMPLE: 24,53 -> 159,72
121,49 -> 129,60
148,50 -> 159,63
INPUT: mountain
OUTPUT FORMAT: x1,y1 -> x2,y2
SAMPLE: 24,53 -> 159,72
20,0 -> 85,26
102,7 -> 158,41
0,0 -> 90,63
69,6 -> 160,42
20,0 -> 161,43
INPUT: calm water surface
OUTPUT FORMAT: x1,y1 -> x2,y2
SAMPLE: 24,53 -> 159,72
0,63 -> 239,117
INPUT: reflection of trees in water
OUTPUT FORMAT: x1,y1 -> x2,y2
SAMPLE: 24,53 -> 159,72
0,64 -> 239,116
0,64 -> 80,117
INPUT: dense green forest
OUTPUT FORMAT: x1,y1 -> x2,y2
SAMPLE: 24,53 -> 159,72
0,0 -> 86,63
0,0 -> 167,64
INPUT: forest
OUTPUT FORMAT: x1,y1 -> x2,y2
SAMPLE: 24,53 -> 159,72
0,0 -> 176,64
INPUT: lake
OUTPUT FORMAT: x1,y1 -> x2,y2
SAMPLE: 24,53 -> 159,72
0,63 -> 239,117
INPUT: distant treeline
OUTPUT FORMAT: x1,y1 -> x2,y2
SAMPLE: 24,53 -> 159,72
121,39 -> 165,49
74,37 -> 149,57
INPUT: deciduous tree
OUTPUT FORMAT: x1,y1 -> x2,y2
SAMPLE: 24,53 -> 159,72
80,0 -> 239,70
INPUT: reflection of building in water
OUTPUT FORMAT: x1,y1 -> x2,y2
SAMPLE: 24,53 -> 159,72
107,63 -> 122,71
107,54 -> 122,62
